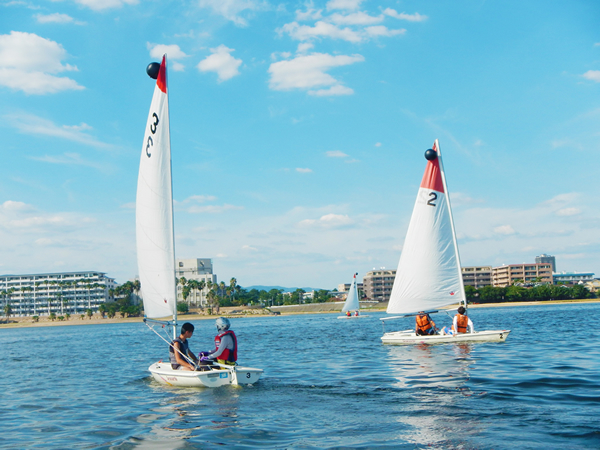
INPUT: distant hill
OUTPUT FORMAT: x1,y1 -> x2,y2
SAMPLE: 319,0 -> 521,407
242,285 -> 326,293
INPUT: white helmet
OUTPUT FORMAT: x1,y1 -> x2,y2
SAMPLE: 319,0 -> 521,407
215,317 -> 230,332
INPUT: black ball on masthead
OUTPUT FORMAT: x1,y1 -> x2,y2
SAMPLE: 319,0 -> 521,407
424,149 -> 437,161
146,62 -> 160,79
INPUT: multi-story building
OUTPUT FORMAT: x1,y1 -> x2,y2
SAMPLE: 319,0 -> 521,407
0,271 -> 115,317
491,263 -> 553,287
337,282 -> 365,296
535,254 -> 556,272
362,269 -> 396,302
461,266 -> 492,288
553,272 -> 595,285
176,258 -> 217,307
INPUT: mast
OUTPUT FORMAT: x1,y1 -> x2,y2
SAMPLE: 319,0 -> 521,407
435,139 -> 467,310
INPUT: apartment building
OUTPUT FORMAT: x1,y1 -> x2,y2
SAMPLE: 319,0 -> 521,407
362,269 -> 396,302
0,271 -> 115,317
535,254 -> 556,272
491,263 -> 553,287
176,258 -> 217,307
553,272 -> 595,285
461,266 -> 492,288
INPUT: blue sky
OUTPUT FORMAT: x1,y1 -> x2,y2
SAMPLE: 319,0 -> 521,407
1,0 -> 599,289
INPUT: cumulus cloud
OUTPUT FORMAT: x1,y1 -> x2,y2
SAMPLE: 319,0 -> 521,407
583,70 -> 600,82
148,43 -> 188,71
5,113 -> 109,148
35,13 -> 84,25
493,225 -> 516,235
364,26 -> 406,38
70,0 -> 138,11
557,208 -> 581,216
0,31 -> 83,94
326,150 -> 348,157
197,45 -> 242,82
279,21 -> 362,42
326,0 -> 364,11
383,9 -> 428,22
299,213 -> 353,228
198,0 -> 263,27
328,11 -> 383,25
268,52 -> 364,95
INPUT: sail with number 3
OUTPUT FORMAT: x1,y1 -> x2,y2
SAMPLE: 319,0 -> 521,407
135,55 -> 176,321
387,139 -> 465,315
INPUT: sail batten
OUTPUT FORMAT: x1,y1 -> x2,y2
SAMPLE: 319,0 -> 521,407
387,140 -> 465,315
136,55 -> 176,320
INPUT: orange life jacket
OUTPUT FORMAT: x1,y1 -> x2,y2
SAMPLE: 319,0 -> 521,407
454,314 -> 468,333
416,314 -> 434,332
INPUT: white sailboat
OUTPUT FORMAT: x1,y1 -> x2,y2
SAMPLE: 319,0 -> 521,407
380,140 -> 510,344
337,273 -> 368,319
137,55 -> 263,386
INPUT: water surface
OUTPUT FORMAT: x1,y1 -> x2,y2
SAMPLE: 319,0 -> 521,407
1,303 -> 599,449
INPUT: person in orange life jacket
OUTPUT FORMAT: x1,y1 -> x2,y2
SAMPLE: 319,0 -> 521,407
199,317 -> 237,368
452,306 -> 475,334
169,322 -> 198,371
415,311 -> 438,335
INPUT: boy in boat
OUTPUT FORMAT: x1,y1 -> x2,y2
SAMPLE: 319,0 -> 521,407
169,322 -> 198,371
452,306 -> 475,334
415,311 -> 438,335
199,317 -> 237,369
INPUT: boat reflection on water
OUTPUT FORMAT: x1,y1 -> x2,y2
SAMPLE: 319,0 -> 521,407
385,343 -> 485,448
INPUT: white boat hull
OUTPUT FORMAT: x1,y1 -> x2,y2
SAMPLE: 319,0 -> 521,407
337,315 -> 370,319
149,362 -> 263,387
381,329 -> 510,345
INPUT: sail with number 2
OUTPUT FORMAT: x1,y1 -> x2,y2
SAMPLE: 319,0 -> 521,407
387,139 -> 465,315
135,55 -> 176,320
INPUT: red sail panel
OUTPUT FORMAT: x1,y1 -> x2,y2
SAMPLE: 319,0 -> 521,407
157,55 -> 167,94
420,147 -> 444,193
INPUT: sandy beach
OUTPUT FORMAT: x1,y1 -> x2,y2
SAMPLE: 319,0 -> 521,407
1,298 -> 597,330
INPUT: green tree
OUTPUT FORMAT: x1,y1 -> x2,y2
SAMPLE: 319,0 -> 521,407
464,285 -> 477,301
177,302 -> 189,314
86,309 -> 93,320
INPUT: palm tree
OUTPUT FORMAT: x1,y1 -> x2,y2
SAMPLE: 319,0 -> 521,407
229,278 -> 237,303
34,282 -> 42,315
198,279 -> 206,309
4,302 -> 12,322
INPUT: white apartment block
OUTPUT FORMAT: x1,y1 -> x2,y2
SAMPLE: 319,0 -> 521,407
0,271 -> 116,317
176,258 -> 217,307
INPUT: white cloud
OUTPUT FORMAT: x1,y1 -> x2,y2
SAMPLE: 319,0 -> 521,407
296,6 -> 322,21
187,204 -> 243,213
268,52 -> 364,94
326,150 -> 348,157
198,0 -> 262,27
148,44 -> 188,66
279,21 -> 362,42
35,13 -> 84,24
297,43 -> 314,54
0,31 -> 83,94
364,26 -> 406,38
493,225 -> 516,235
70,0 -> 138,11
383,9 -> 428,22
1,201 -> 34,212
296,168 -> 313,173
309,84 -> 354,96
299,213 -> 353,228
197,45 -> 242,82
557,208 -> 581,216
30,152 -> 106,171
583,70 -> 600,82
328,11 -> 383,25
326,0 -> 364,11
180,195 -> 218,203
5,113 -> 109,148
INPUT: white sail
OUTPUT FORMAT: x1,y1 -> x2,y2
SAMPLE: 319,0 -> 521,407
387,140 -> 465,315
136,55 -> 176,319
341,273 -> 359,312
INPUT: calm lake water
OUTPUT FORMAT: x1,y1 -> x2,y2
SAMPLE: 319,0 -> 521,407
2,303 -> 600,449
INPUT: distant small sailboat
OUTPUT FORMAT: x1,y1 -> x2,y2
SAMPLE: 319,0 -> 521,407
337,273 -> 368,319
137,55 -> 263,386
380,140 -> 510,344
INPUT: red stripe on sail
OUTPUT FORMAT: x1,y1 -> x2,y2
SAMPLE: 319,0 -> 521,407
420,143 -> 444,193
157,55 -> 167,94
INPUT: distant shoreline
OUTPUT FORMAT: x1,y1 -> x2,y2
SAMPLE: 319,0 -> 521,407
0,298 -> 597,330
